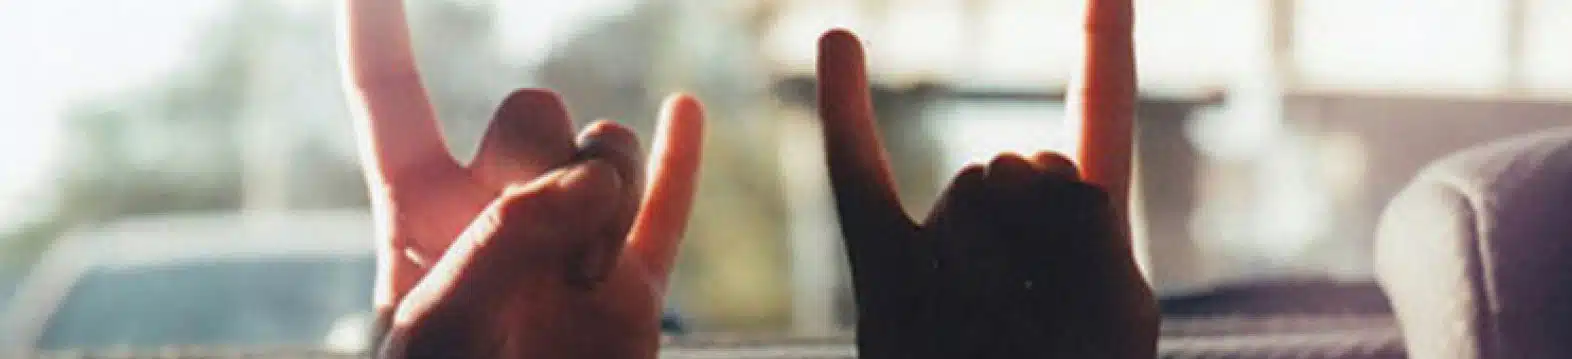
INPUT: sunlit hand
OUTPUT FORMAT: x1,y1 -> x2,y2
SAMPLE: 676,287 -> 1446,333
815,0 -> 1156,357
339,1 -> 703,358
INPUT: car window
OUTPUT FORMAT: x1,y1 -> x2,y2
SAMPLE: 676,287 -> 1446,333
36,257 -> 373,351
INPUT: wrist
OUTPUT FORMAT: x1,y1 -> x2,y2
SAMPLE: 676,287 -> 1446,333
378,295 -> 496,359
378,249 -> 518,358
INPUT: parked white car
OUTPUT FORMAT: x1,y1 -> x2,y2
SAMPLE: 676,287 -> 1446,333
0,209 -> 377,354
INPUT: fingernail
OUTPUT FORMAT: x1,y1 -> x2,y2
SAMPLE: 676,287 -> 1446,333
986,153 -> 1037,187
1030,151 -> 1081,180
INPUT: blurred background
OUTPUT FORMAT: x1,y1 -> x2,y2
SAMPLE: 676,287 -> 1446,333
1,0 -> 1571,354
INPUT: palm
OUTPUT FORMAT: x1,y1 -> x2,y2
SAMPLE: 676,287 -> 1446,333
376,93 -> 667,356
340,1 -> 702,358
857,155 -> 1153,358
815,0 -> 1156,357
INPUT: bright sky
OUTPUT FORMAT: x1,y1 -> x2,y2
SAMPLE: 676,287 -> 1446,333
0,0 -> 223,231
0,0 -> 638,233
1,0 -> 1567,234
494,0 -> 637,66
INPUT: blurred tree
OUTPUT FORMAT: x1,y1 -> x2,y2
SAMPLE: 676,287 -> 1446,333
2,0 -> 823,334
533,0 -> 947,331
538,0 -> 796,330
0,0 -> 518,271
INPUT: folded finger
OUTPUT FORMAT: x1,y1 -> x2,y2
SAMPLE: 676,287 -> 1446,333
1030,151 -> 1081,180
577,120 -> 646,196
401,160 -> 627,312
469,89 -> 578,188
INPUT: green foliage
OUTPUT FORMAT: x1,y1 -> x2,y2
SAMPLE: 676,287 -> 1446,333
6,0 -> 505,269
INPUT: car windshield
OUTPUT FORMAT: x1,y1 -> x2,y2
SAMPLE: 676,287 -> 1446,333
36,257 -> 373,351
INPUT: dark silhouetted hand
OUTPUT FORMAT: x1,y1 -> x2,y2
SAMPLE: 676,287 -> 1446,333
814,0 -> 1157,357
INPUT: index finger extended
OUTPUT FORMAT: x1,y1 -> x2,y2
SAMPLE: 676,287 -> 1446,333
817,29 -> 914,233
339,0 -> 456,187
1068,0 -> 1136,218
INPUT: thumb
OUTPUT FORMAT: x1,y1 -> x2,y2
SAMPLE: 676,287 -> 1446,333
489,159 -> 628,288
389,160 -> 627,334
402,160 -> 626,313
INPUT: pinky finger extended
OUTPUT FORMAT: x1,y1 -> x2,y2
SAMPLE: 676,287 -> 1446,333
626,94 -> 706,290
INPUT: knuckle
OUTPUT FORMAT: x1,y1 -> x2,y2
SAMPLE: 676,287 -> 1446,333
494,187 -> 551,225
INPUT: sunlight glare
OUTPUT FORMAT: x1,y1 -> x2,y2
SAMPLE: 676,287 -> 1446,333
0,0 -> 219,231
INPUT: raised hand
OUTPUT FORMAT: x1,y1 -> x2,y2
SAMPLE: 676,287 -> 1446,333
339,1 -> 703,358
815,0 -> 1155,357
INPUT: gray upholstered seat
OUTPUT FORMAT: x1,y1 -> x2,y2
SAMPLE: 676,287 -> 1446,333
1376,127 -> 1572,359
